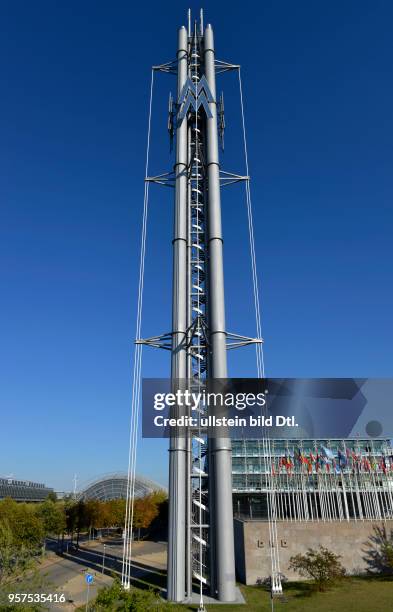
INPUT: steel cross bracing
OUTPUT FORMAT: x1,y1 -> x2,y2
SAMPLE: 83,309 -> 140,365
140,14 -> 262,605
145,170 -> 249,188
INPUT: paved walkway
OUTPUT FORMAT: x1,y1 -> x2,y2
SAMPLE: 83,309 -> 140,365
38,538 -> 167,610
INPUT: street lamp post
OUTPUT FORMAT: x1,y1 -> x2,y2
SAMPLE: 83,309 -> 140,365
102,544 -> 106,574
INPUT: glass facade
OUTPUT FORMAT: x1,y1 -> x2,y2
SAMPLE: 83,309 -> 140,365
77,472 -> 166,502
232,438 -> 393,521
0,478 -> 53,502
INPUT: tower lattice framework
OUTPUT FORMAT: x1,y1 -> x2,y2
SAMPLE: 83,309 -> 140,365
135,11 -> 262,603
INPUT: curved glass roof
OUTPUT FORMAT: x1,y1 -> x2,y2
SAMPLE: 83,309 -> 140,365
77,472 -> 166,502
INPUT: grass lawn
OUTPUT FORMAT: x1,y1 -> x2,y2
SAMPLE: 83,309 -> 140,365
84,576 -> 393,611
161,577 -> 393,611
205,577 -> 393,612
80,577 -> 393,612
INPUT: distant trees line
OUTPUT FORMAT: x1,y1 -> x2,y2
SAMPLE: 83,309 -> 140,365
0,492 -> 167,585
65,492 -> 167,546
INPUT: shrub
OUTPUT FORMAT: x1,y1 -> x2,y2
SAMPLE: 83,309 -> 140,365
289,545 -> 345,591
94,579 -> 172,611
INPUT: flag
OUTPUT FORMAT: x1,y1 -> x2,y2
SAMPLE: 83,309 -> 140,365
338,449 -> 347,467
322,446 -> 335,460
295,448 -> 302,464
380,456 -> 387,474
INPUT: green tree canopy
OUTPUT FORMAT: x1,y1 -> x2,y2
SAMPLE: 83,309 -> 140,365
36,500 -> 66,536
0,499 -> 45,585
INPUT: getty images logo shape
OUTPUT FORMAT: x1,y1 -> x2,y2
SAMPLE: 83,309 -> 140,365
177,75 -> 214,122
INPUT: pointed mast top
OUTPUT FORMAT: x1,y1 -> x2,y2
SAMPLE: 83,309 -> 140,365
186,8 -> 204,38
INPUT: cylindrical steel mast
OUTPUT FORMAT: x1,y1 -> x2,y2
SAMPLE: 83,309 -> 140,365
167,24 -> 188,603
167,16 -> 236,604
204,23 -> 237,602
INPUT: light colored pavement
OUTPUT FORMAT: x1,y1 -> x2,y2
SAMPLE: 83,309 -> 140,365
37,538 -> 167,610
39,555 -> 111,610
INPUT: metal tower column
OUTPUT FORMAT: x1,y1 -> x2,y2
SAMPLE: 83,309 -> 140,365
204,23 -> 237,602
134,11 -> 255,603
128,8 -> 267,604
167,25 -> 188,603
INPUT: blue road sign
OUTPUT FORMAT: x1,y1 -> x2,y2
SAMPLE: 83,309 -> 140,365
85,573 -> 94,585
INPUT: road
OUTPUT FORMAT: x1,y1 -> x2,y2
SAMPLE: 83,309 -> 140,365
37,537 -> 167,609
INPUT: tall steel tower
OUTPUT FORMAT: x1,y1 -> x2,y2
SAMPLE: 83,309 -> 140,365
164,11 -> 246,603
133,9 -> 261,604
167,15 -> 236,604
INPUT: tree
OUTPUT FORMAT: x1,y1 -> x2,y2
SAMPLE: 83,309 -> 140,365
75,501 -> 88,547
36,500 -> 66,537
0,520 -> 14,583
378,540 -> 393,573
94,578 -> 172,611
133,495 -> 159,532
0,500 -> 44,552
363,525 -> 393,575
289,545 -> 345,591
0,500 -> 44,585
105,499 -> 126,527
64,500 -> 78,541
84,500 -> 101,530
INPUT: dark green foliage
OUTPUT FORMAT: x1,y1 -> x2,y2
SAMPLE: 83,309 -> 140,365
363,525 -> 393,575
36,499 -> 66,537
289,545 -> 345,591
0,499 -> 45,584
94,579 -> 172,611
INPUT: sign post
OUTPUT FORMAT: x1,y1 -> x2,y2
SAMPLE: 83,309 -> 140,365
102,544 -> 106,574
85,572 -> 94,611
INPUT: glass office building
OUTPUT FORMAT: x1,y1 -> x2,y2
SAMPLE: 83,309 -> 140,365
232,438 -> 393,521
0,478 -> 54,502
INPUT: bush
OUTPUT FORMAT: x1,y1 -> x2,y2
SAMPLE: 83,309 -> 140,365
289,545 -> 345,591
94,579 -> 172,611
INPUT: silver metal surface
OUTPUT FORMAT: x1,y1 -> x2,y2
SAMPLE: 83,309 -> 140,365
204,23 -> 237,602
146,12 -> 253,604
167,25 -> 188,603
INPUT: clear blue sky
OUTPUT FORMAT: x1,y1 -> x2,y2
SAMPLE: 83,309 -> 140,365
1,2 -> 392,492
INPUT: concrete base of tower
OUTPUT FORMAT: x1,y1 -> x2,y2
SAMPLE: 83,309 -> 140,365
184,586 -> 246,605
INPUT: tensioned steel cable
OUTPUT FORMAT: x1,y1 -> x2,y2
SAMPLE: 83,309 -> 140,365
122,68 -> 154,589
238,68 -> 282,594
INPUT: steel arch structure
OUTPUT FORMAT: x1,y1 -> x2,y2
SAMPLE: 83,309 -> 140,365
77,472 -> 166,502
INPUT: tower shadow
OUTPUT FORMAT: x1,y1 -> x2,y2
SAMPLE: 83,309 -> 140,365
362,524 -> 393,576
